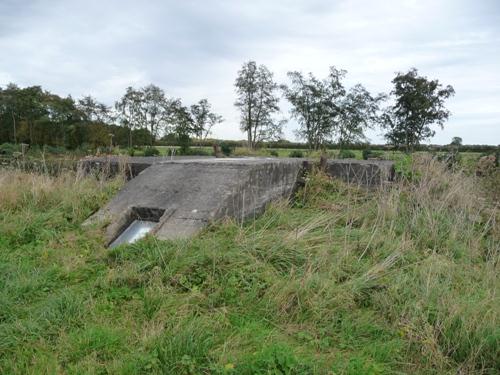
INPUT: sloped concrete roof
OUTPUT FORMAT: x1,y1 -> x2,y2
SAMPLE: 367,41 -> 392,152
82,156 -> 394,245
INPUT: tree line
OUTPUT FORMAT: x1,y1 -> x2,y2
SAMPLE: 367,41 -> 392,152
235,62 -> 455,152
0,84 -> 222,150
0,62 -> 456,152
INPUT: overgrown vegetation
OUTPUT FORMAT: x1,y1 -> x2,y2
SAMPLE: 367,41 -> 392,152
0,158 -> 498,374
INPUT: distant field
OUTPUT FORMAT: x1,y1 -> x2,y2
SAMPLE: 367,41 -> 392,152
127,145 -> 483,163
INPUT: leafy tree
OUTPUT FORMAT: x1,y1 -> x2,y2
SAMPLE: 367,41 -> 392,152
77,95 -> 112,123
115,84 -> 177,146
0,83 -> 22,143
450,136 -> 463,146
16,86 -> 47,144
282,67 -> 346,150
141,84 -> 173,145
45,94 -> 78,146
337,84 -> 385,150
190,99 -> 223,140
170,102 -> 196,153
283,67 -> 384,150
115,87 -> 145,147
381,68 -> 455,152
235,61 -> 283,149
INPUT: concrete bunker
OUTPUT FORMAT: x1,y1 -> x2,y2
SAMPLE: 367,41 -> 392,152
82,156 -> 394,245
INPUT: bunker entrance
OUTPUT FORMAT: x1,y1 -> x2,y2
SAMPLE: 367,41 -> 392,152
109,207 -> 165,248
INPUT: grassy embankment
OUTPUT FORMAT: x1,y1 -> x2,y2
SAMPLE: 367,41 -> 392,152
0,157 -> 498,374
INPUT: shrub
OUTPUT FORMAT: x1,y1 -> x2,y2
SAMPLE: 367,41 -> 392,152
394,154 -> 416,180
0,143 -> 20,156
338,149 -> 356,159
362,149 -> 383,160
178,148 -> 210,156
288,150 -> 304,158
437,151 -> 461,169
476,155 -> 497,176
178,134 -> 191,154
268,149 -> 279,157
127,148 -> 135,156
41,145 -> 66,155
220,142 -> 233,156
143,147 -> 160,156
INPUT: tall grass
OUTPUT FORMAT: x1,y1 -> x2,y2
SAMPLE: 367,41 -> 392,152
0,157 -> 498,374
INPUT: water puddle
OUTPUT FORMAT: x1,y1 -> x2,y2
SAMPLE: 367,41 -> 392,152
109,220 -> 156,248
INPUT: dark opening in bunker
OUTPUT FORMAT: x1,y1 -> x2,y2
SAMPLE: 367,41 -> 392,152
109,207 -> 165,248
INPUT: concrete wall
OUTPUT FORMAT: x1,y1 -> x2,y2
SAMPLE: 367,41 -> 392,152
85,159 -> 303,243
83,157 -> 394,244
324,159 -> 395,186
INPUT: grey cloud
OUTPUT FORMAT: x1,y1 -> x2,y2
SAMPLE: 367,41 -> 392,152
0,0 -> 498,144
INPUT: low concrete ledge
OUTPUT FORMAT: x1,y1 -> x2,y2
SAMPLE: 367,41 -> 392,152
78,155 -> 214,179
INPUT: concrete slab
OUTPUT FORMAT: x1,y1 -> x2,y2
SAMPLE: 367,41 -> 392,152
324,159 -> 395,186
82,156 -> 394,244
85,158 -> 304,243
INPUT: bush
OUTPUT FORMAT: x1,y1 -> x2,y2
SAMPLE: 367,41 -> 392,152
176,134 -> 192,155
338,149 -> 356,159
143,147 -> 160,156
0,143 -> 20,156
178,148 -> 210,156
220,142 -> 233,156
41,145 -> 66,155
362,149 -> 383,160
127,148 -> 135,157
268,150 -> 279,157
288,150 -> 304,158
437,151 -> 461,169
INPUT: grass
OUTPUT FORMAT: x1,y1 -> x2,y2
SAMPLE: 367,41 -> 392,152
0,157 -> 498,374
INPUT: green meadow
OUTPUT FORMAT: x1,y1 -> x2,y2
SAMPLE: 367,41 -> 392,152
0,156 -> 498,374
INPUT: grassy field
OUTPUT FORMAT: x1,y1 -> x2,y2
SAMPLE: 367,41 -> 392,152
0,157 -> 498,374
124,145 -> 484,170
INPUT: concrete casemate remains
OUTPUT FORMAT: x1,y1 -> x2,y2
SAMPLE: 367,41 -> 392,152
81,156 -> 394,246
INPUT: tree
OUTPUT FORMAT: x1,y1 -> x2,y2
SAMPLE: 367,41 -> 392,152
77,95 -> 111,123
381,68 -> 455,152
45,94 -> 78,146
190,99 -> 223,140
282,67 -> 346,150
337,84 -> 385,150
0,83 -> 20,143
170,101 -> 196,153
234,61 -> 282,149
115,88 -> 144,147
141,84 -> 172,145
450,136 -> 462,147
17,86 -> 47,144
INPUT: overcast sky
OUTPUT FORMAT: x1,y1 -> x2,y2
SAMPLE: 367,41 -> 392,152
1,0 -> 499,144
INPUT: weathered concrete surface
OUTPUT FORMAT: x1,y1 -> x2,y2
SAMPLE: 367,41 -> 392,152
86,158 -> 304,243
78,155 -> 213,179
83,156 -> 394,244
324,159 -> 395,186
